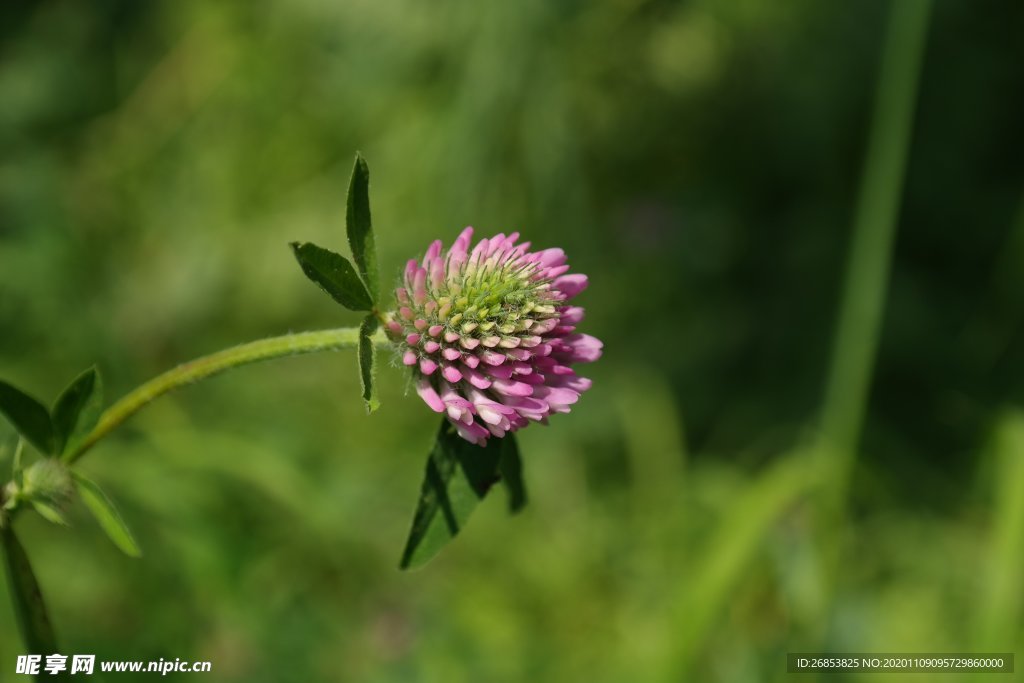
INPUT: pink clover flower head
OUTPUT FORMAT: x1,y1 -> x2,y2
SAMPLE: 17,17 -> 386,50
387,227 -> 602,445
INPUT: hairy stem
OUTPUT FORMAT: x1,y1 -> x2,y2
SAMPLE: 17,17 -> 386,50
64,327 -> 385,465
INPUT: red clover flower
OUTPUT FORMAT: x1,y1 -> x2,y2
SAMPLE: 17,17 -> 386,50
386,227 -> 603,445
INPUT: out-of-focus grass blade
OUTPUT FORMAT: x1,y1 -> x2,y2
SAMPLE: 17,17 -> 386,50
819,0 -> 932,472
0,381 -> 55,456
346,153 -> 378,302
400,421 -> 505,569
974,411 -> 1024,649
72,472 -> 142,558
670,450 -> 827,675
358,314 -> 380,413
1,524 -> 59,656
614,366 -> 687,509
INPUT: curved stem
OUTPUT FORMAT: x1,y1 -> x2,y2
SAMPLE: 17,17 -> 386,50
65,327 -> 383,465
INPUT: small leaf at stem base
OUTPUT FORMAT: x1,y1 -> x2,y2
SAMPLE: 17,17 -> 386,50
72,472 -> 142,558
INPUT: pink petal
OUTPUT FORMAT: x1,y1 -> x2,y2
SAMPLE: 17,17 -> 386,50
451,418 -> 489,446
491,378 -> 534,397
442,365 -> 463,383
536,248 -> 566,268
506,348 -> 532,361
464,368 -> 492,389
553,274 -> 588,299
485,364 -> 514,380
561,333 -> 603,363
416,380 -> 445,412
481,350 -> 506,366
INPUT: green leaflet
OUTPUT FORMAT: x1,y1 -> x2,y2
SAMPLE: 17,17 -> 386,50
52,367 -> 103,456
30,500 -> 68,526
358,314 -> 380,413
0,381 -> 55,455
346,153 -> 379,303
72,472 -> 142,558
291,242 -> 374,312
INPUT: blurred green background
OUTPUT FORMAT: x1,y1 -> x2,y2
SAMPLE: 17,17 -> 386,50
2,0 -> 1024,681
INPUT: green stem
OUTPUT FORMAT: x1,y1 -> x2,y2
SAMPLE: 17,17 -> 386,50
64,327 -> 381,465
2,522 -> 60,668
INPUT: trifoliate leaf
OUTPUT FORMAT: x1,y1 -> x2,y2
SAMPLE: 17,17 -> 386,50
0,381 -> 55,455
52,367 -> 103,456
346,153 -> 379,303
291,242 -> 374,312
72,472 -> 142,558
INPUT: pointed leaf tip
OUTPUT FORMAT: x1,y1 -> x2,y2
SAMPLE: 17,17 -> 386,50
346,153 -> 378,303
291,241 -> 374,311
73,472 -> 142,558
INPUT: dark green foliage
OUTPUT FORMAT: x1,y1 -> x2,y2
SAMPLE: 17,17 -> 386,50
358,314 -> 380,413
400,423 -> 521,569
498,435 -> 527,514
